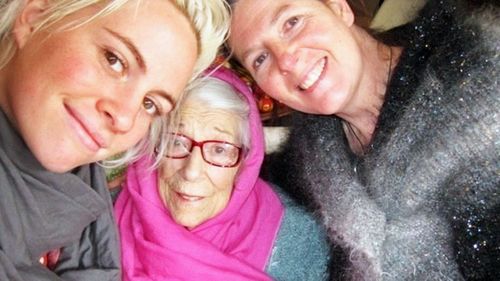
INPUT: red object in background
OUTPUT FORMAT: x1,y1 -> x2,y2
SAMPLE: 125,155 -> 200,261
258,95 -> 274,113
252,84 -> 275,113
209,59 -> 292,118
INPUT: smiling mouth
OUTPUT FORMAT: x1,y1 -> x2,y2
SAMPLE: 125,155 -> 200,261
177,192 -> 204,202
298,57 -> 326,91
64,104 -> 106,151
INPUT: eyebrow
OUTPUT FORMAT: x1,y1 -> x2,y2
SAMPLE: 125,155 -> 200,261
241,4 -> 292,63
271,4 -> 291,26
152,89 -> 176,109
104,28 -> 146,71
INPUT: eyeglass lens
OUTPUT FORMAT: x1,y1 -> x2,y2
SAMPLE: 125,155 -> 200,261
166,134 -> 241,167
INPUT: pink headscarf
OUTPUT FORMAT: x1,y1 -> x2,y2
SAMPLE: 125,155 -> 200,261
114,67 -> 284,280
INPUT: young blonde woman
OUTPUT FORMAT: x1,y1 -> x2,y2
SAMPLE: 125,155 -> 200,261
0,0 -> 228,280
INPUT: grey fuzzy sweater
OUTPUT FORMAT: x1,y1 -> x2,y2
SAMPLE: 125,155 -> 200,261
268,1 -> 499,280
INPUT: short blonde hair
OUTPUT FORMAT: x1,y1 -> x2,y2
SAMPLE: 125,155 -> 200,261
0,0 -> 229,76
1,1 -> 130,68
172,0 -> 229,82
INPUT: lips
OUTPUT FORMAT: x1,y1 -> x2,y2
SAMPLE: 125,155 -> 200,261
299,57 -> 326,91
176,191 -> 204,202
64,104 -> 107,151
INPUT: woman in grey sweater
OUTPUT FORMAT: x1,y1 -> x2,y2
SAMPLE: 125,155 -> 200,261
227,0 -> 499,279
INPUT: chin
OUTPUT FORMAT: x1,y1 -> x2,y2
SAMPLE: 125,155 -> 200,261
180,220 -> 201,230
35,151 -> 82,173
41,160 -> 78,174
27,139 -> 83,173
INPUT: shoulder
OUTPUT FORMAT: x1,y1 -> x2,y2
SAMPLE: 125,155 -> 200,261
266,184 -> 331,281
419,0 -> 499,66
265,113 -> 350,208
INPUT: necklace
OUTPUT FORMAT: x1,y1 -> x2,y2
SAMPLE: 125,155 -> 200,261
344,46 -> 393,156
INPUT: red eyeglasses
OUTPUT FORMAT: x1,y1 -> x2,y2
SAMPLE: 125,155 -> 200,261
161,133 -> 243,168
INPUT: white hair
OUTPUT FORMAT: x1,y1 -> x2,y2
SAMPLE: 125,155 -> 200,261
149,77 -> 251,168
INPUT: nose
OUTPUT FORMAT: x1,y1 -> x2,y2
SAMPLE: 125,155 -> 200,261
97,88 -> 142,133
180,147 -> 204,181
270,41 -> 298,74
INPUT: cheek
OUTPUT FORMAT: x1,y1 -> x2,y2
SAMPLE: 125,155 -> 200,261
50,53 -> 98,89
213,170 -> 237,196
15,47 -> 93,98
162,161 -> 181,178
256,75 -> 285,100
158,169 -> 178,202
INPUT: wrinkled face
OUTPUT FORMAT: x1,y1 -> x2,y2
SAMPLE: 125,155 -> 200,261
0,0 -> 197,172
229,0 -> 362,115
159,101 -> 241,229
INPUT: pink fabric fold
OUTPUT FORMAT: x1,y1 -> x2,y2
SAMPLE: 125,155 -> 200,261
115,67 -> 284,280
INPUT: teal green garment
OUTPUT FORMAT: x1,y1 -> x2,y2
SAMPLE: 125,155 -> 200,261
266,185 -> 331,280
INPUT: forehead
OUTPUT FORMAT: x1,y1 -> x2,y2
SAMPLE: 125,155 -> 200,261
229,0 -> 318,56
98,0 -> 197,98
179,103 -> 240,138
230,0 -> 288,41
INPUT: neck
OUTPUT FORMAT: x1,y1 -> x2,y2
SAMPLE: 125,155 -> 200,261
338,27 -> 402,153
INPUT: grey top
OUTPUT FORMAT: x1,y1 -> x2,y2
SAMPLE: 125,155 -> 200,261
268,1 -> 500,279
0,110 -> 120,281
266,185 -> 330,280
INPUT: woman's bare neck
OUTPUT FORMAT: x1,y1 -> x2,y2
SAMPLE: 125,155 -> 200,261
338,28 -> 402,154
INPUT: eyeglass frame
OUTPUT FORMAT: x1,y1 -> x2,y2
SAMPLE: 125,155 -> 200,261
159,133 -> 243,168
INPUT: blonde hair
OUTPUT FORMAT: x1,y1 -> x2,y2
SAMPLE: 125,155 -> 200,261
173,0 -> 229,82
0,0 -> 229,75
1,0 -> 130,68
0,0 -> 230,167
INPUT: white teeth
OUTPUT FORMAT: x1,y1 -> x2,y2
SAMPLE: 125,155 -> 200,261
299,58 -> 326,90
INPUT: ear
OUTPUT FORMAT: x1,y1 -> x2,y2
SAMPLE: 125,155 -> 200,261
12,0 -> 49,48
324,0 -> 355,27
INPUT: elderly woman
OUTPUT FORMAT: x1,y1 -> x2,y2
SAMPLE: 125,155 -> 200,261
226,0 -> 499,280
114,67 -> 331,280
0,0 -> 228,280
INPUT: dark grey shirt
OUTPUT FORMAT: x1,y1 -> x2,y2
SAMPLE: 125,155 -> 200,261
0,110 -> 120,281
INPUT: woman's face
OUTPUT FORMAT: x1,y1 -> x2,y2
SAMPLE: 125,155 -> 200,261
159,101 -> 241,230
229,0 -> 362,115
0,0 -> 197,172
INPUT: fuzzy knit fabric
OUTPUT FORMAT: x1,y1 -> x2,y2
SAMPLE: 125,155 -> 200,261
267,0 -> 499,280
266,184 -> 331,280
0,110 -> 120,281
